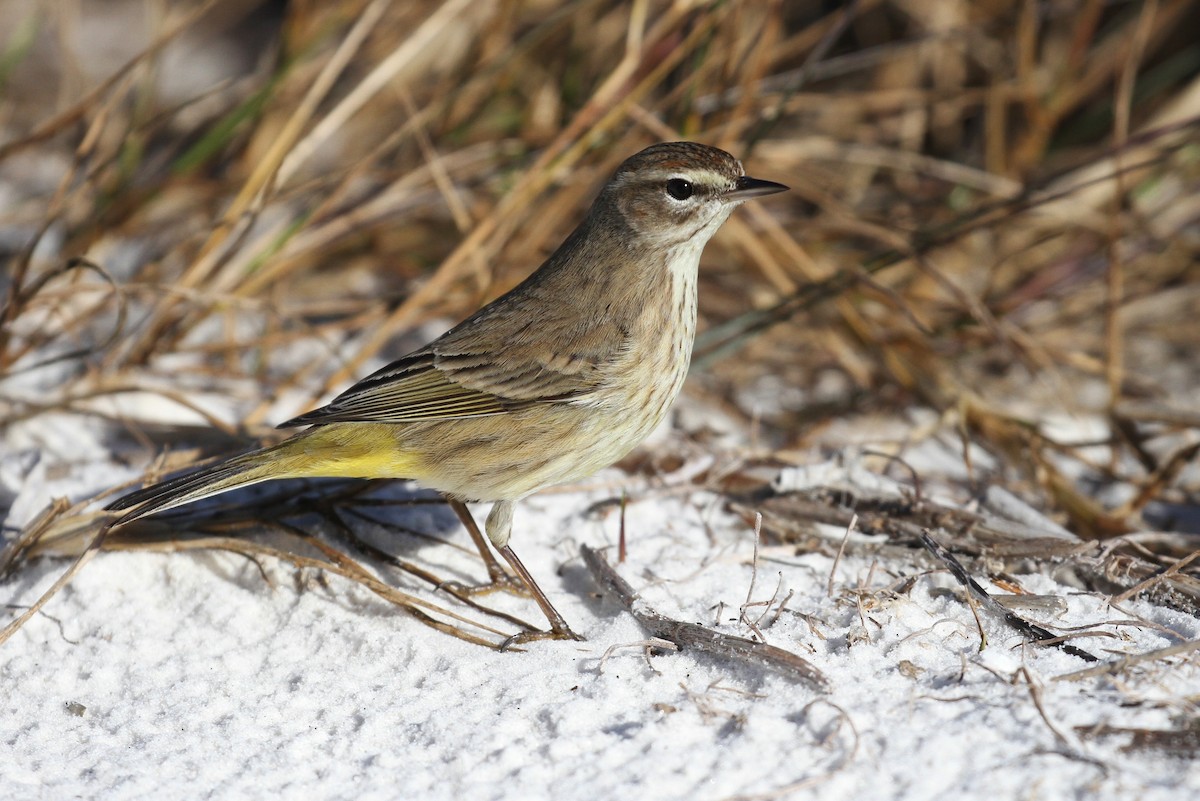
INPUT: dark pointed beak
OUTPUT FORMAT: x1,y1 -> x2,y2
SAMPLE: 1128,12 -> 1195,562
725,175 -> 789,200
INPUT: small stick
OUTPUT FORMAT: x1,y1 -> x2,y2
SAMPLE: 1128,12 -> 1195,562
1055,638 -> 1200,682
919,531 -> 1098,663
598,638 -> 679,675
827,512 -> 856,597
618,491 -> 628,563
1014,666 -> 1073,748
1111,548 -> 1200,604
581,544 -> 828,691
0,522 -> 110,647
743,512 -> 762,610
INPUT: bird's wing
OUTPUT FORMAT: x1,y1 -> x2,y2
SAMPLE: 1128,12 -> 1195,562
277,318 -> 626,429
277,353 -> 508,428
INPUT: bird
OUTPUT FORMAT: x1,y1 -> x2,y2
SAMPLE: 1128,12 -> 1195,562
106,141 -> 788,643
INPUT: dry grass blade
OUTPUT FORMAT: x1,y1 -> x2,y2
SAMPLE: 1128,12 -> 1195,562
1056,638 -> 1200,683
117,0 -> 392,364
920,532 -> 1099,663
0,513 -> 109,648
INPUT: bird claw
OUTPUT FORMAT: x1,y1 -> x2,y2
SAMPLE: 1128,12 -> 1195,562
499,623 -> 585,651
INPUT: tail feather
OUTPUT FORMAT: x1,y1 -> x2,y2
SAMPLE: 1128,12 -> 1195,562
106,445 -> 286,525
105,423 -> 415,526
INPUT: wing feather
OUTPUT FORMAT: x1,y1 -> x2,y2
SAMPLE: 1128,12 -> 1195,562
277,354 -> 509,427
278,283 -> 633,429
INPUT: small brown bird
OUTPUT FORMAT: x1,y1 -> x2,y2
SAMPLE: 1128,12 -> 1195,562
107,142 -> 787,642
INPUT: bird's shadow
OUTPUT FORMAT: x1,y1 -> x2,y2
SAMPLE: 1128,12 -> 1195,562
104,477 -> 492,601
4,476 -> 613,644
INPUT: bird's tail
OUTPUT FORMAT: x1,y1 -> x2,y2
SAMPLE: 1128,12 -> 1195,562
105,441 -> 297,525
105,423 -> 414,526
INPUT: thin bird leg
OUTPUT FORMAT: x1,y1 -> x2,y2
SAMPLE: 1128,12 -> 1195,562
444,499 -> 526,596
497,544 -> 583,645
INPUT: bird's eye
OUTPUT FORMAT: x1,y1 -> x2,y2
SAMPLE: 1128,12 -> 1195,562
665,178 -> 694,201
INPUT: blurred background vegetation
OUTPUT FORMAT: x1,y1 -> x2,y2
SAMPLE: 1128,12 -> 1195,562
1,0 -> 1198,545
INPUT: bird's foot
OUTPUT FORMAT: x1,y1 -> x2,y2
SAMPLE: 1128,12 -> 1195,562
439,569 -> 530,599
499,622 -> 585,651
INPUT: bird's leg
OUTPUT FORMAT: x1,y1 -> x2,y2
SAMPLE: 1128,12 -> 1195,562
443,498 -> 526,596
486,500 -> 582,645
495,542 -> 583,646
442,499 -> 581,643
